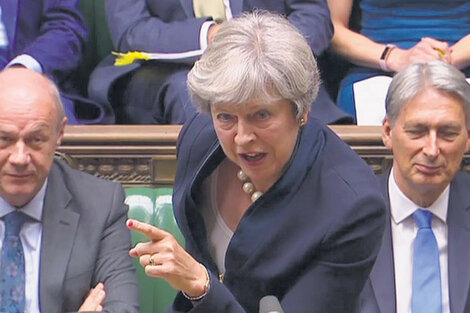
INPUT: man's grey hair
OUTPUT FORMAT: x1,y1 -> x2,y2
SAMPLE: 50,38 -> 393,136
187,11 -> 320,121
386,60 -> 470,127
44,75 -> 66,130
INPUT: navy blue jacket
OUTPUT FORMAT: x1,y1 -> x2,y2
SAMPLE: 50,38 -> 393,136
171,113 -> 386,313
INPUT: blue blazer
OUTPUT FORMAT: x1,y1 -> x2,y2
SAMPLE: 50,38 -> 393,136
170,113 -> 386,313
0,0 -> 86,78
105,0 -> 332,57
88,0 -> 353,124
0,0 -> 113,124
360,171 -> 470,313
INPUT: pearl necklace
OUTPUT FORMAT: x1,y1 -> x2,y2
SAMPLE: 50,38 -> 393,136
237,170 -> 263,202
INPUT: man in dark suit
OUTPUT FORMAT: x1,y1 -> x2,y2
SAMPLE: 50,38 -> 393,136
0,67 -> 139,312
88,0 -> 352,124
360,60 -> 470,313
0,0 -> 111,124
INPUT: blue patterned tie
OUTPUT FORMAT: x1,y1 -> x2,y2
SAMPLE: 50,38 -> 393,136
412,209 -> 442,313
0,211 -> 27,312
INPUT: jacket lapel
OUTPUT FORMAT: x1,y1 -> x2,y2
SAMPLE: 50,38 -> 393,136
369,172 -> 396,313
39,164 -> 79,313
447,173 -> 470,313
0,0 -> 19,53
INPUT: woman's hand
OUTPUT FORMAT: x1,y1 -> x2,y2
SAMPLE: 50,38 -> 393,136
127,219 -> 209,298
387,37 -> 452,72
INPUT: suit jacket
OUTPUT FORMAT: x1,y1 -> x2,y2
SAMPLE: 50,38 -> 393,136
88,0 -> 353,124
105,0 -> 332,58
38,159 -> 139,313
360,171 -> 470,313
0,0 -> 86,79
169,113 -> 386,313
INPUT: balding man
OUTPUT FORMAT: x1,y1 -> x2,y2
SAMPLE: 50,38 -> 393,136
0,68 -> 139,312
360,60 -> 470,313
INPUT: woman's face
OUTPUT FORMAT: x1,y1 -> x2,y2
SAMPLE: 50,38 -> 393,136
211,99 -> 306,192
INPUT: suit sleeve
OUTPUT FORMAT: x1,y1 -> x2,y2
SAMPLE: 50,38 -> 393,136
92,184 -> 140,313
20,0 -> 87,79
105,0 -> 209,56
286,0 -> 334,55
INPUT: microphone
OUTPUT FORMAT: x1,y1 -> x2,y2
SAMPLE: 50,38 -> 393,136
259,295 -> 284,313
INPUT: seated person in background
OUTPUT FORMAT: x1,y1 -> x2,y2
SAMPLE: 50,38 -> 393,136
0,68 -> 139,312
0,0 -> 107,124
88,0 -> 353,125
360,60 -> 470,313
127,12 -> 385,313
327,0 -> 470,124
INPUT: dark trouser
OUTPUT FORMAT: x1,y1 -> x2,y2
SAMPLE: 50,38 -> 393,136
112,61 -> 353,125
112,63 -> 195,124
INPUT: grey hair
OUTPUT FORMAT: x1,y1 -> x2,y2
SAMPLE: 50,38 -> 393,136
386,60 -> 470,127
187,11 -> 320,120
43,75 -> 66,130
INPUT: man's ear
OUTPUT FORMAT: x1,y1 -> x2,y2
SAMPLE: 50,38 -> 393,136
56,117 -> 68,147
466,129 -> 470,153
382,117 -> 393,150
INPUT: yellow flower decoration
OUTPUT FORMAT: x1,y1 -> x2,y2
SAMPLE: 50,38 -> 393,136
112,51 -> 151,66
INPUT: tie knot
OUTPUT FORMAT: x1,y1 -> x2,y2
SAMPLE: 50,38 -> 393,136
413,209 -> 433,229
3,211 -> 28,237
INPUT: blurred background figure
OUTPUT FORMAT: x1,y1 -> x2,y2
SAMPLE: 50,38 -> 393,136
0,0 -> 111,124
327,0 -> 470,124
127,12 -> 385,313
88,0 -> 353,125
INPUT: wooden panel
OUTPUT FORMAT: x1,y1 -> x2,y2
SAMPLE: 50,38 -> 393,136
58,125 -> 180,187
58,125 -> 470,187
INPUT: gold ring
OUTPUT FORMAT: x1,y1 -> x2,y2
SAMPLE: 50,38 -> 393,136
149,255 -> 155,266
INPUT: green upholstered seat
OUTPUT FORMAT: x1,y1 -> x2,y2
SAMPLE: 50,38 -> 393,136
125,188 -> 184,313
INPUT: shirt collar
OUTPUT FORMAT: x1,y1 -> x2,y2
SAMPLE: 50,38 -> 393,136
0,179 -> 47,222
389,169 -> 448,224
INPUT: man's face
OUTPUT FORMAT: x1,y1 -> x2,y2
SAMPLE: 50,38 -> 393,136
383,87 -> 470,202
0,69 -> 66,207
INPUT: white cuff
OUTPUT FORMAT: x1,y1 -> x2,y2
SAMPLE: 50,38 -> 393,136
7,54 -> 43,73
200,21 -> 216,52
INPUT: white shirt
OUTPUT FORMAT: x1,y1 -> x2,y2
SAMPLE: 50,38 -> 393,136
0,7 -> 8,48
0,5 -> 43,72
389,171 -> 449,313
201,167 -> 233,274
0,181 -> 47,313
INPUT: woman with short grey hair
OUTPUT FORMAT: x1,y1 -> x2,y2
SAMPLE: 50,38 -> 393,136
128,11 -> 385,313
188,11 -> 320,121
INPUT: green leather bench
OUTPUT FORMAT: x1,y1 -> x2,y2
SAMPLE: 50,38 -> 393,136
125,188 -> 184,313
